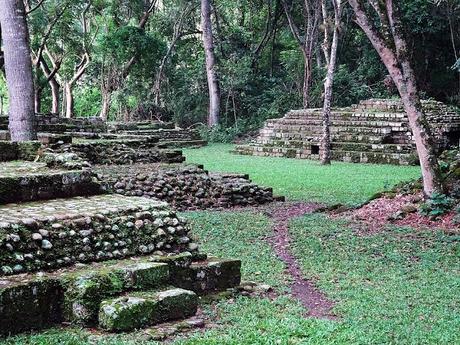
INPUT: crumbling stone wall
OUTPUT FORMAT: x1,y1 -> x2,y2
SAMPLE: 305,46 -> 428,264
96,164 -> 274,210
55,139 -> 185,165
0,141 -> 41,162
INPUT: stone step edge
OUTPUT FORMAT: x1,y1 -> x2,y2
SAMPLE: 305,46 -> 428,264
0,253 -> 242,335
98,288 -> 198,332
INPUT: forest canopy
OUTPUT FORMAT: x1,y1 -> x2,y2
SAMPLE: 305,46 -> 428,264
0,0 -> 458,134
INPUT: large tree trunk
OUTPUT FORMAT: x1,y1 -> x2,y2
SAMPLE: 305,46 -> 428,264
64,82 -> 74,119
320,0 -> 342,165
0,0 -> 37,141
349,0 -> 443,197
201,0 -> 220,127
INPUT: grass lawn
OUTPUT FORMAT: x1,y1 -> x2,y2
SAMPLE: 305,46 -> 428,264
184,144 -> 421,206
3,145 -> 458,344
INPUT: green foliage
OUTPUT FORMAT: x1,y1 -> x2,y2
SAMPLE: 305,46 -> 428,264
0,75 -> 8,115
419,192 -> 454,218
100,26 -> 165,75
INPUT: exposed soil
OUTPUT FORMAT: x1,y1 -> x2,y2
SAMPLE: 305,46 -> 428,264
266,202 -> 337,319
342,193 -> 459,234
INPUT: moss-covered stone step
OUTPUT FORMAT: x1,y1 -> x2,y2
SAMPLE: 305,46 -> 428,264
170,257 -> 241,294
0,195 -> 197,275
63,261 -> 170,325
0,254 -> 198,334
0,162 -> 101,204
99,288 -> 198,332
0,141 -> 42,162
0,277 -> 63,336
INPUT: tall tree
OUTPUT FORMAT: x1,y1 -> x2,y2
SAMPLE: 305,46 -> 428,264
320,0 -> 343,165
201,0 -> 221,127
282,0 -> 322,108
0,0 -> 37,141
348,0 -> 443,197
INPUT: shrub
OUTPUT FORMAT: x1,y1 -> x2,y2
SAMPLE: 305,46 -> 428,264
419,193 -> 454,219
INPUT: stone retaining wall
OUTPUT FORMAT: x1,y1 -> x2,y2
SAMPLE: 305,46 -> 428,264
0,195 -> 197,275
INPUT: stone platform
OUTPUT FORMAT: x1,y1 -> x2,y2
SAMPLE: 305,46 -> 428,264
0,253 -> 241,335
235,99 -> 460,165
0,162 -> 100,204
95,163 -> 274,210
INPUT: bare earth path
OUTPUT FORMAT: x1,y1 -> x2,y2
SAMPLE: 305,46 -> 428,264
265,202 -> 337,319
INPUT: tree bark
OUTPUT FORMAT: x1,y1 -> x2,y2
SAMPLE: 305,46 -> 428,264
64,82 -> 74,119
320,0 -> 342,165
100,89 -> 111,121
0,0 -> 37,141
348,0 -> 443,197
201,0 -> 220,127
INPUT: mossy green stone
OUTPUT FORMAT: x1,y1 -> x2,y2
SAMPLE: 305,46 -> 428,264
98,288 -> 198,332
0,278 -> 63,336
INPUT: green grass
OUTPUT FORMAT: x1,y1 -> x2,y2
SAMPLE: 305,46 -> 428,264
3,145 -> 457,344
184,144 -> 421,205
289,214 -> 460,344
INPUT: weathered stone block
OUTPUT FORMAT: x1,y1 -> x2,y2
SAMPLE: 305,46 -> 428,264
99,288 -> 198,332
0,195 -> 192,275
62,262 -> 169,325
170,258 -> 242,293
0,278 -> 63,336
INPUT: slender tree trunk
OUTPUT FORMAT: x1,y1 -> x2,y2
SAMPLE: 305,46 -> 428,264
201,0 -> 220,127
100,90 -> 111,121
348,0 -> 443,197
64,82 -> 74,118
320,0 -> 341,165
0,0 -> 37,141
50,79 -> 60,114
34,87 -> 42,114
302,51 -> 312,108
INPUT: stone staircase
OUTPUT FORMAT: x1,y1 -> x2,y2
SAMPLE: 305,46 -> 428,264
0,146 -> 242,337
0,253 -> 240,335
235,99 -> 460,165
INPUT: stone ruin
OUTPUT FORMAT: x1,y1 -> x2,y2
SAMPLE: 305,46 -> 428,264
235,99 -> 460,165
0,115 -> 277,337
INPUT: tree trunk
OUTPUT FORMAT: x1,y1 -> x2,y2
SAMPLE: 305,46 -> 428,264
34,87 -> 42,114
201,0 -> 220,127
50,79 -> 60,114
348,0 -> 443,197
320,0 -> 341,165
100,90 -> 111,121
302,51 -> 312,108
0,0 -> 37,141
64,82 -> 74,118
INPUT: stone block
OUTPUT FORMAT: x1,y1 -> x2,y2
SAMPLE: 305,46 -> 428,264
0,278 -> 63,336
170,258 -> 242,293
99,288 -> 198,332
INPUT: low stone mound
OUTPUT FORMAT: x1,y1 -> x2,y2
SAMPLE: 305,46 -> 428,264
0,253 -> 241,335
0,194 -> 197,275
235,99 -> 460,165
95,163 -> 274,210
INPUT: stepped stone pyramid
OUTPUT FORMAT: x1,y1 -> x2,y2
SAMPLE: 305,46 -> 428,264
0,140 -> 247,336
235,99 -> 460,165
